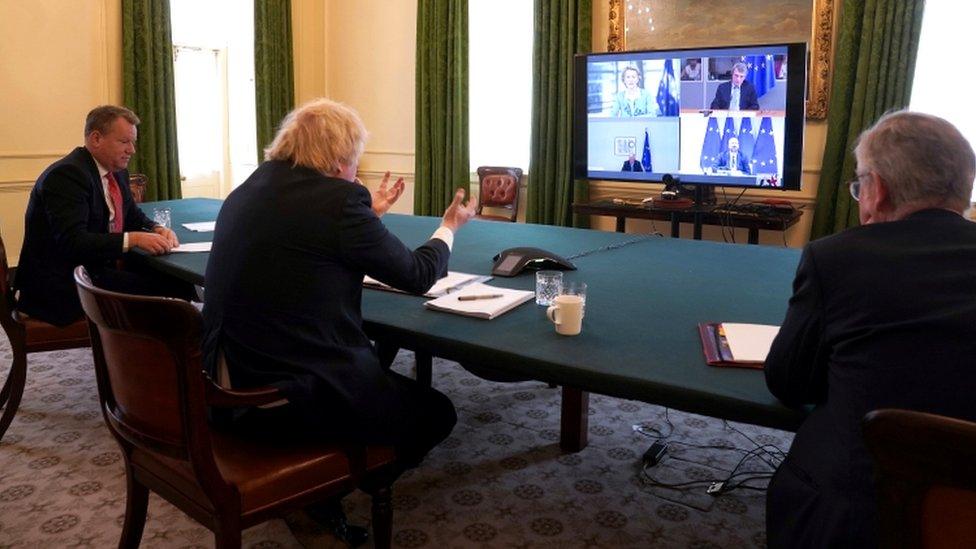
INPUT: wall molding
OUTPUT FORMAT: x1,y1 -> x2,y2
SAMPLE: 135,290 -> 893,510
363,149 -> 415,158
0,151 -> 66,160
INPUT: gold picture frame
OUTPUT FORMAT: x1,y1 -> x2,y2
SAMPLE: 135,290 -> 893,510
607,0 -> 838,119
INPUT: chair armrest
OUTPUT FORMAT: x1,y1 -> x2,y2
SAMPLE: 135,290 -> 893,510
203,372 -> 285,408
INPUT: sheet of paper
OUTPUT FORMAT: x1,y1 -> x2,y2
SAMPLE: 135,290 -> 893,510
424,283 -> 534,320
721,323 -> 780,363
181,221 -> 217,232
170,242 -> 212,253
364,271 -> 491,298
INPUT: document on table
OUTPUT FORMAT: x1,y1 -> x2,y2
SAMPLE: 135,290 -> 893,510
698,322 -> 780,368
170,242 -> 212,253
181,221 -> 217,232
424,283 -> 534,320
364,271 -> 492,298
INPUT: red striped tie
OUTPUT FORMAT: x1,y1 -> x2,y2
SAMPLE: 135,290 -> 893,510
106,172 -> 124,233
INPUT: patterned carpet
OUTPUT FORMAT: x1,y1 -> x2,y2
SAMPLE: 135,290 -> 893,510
0,333 -> 793,548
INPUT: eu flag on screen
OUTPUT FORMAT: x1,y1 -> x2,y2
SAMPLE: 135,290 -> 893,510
743,55 -> 776,98
738,117 -> 756,161
641,129 -> 653,172
719,116 -> 737,154
656,59 -> 680,116
700,117 -> 721,169
752,117 -> 778,174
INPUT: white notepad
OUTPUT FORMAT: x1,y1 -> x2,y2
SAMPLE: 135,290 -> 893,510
170,242 -> 212,253
721,323 -> 781,363
364,271 -> 491,298
423,283 -> 534,320
181,221 -> 217,232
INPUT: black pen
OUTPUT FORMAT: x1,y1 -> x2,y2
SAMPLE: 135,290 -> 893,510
458,294 -> 503,301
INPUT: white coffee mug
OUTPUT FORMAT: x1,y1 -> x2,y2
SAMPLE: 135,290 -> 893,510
546,294 -> 584,336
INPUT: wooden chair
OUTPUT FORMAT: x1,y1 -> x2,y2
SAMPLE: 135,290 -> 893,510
863,409 -> 976,549
74,266 -> 398,548
0,236 -> 89,443
475,166 -> 523,222
128,173 -> 148,203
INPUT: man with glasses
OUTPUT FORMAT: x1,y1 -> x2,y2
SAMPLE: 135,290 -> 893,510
763,111 -> 976,548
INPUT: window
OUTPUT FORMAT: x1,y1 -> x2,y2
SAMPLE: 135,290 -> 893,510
910,0 -> 976,201
468,0 -> 533,173
171,0 -> 257,197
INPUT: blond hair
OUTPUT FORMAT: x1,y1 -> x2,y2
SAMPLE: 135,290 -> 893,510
264,98 -> 368,176
855,110 -> 975,212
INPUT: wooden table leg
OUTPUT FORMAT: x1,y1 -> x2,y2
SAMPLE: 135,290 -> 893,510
376,340 -> 399,370
748,227 -> 760,244
560,386 -> 589,452
415,351 -> 433,387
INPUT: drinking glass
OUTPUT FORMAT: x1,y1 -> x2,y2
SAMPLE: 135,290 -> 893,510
535,270 -> 563,306
561,281 -> 587,315
152,207 -> 172,229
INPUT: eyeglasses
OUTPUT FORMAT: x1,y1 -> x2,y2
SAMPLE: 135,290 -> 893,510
848,171 -> 871,202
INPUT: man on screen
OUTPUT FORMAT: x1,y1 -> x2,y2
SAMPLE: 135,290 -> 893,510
715,137 -> 751,174
621,153 -> 644,172
764,111 -> 976,548
710,62 -> 759,111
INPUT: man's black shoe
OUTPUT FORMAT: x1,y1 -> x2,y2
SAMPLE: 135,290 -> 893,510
305,501 -> 369,547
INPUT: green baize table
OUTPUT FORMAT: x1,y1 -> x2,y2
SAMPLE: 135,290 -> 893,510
139,199 -> 806,451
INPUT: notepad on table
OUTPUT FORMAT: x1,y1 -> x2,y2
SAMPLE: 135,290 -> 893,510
363,271 -> 491,298
181,221 -> 217,232
170,242 -> 212,253
698,322 -> 780,369
424,283 -> 534,320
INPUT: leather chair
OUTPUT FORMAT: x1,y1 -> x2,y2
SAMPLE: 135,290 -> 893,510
0,236 -> 89,443
128,173 -> 148,203
864,409 -> 976,549
74,266 -> 398,548
476,166 -> 523,222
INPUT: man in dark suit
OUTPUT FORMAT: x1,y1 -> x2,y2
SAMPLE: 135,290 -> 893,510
202,98 -> 477,544
715,137 -> 751,174
621,153 -> 643,172
15,106 -> 180,326
764,111 -> 976,548
710,62 -> 759,110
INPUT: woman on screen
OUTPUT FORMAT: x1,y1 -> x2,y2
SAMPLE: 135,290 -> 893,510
611,66 -> 658,117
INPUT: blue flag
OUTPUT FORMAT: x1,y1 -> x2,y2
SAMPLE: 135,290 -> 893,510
738,117 -> 756,162
719,116 -> 737,155
743,55 -> 776,98
641,129 -> 653,172
700,117 -> 721,170
655,59 -> 680,116
751,117 -> 778,174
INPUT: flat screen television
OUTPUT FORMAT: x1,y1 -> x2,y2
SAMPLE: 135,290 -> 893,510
572,43 -> 807,192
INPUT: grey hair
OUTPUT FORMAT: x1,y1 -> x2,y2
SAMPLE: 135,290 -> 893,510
84,105 -> 139,137
732,62 -> 747,74
854,110 -> 975,212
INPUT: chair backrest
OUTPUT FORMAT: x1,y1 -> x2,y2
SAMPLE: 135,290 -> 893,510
864,409 -> 976,549
0,234 -> 17,335
476,166 -> 523,222
129,173 -> 148,204
74,266 -> 215,466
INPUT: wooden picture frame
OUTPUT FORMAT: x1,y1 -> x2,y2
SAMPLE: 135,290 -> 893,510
607,0 -> 838,119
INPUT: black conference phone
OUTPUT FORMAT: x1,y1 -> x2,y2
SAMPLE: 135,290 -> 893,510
491,247 -> 576,277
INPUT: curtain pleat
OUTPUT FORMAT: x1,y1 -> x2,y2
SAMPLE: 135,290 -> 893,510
810,0 -> 925,238
526,0 -> 591,227
415,0 -> 469,216
254,0 -> 295,158
122,0 -> 182,201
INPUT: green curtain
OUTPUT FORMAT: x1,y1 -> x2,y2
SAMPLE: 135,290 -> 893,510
526,0 -> 591,227
122,0 -> 181,201
810,0 -> 925,239
254,0 -> 295,158
415,0 -> 469,216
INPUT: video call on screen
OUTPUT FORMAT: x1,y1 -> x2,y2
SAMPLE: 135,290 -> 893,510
585,45 -> 790,188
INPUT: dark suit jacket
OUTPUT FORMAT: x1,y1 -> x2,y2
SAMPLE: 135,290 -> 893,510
15,147 -> 154,326
621,160 -> 644,172
201,161 -> 450,444
764,209 -> 976,548
710,80 -> 760,110
716,151 -> 751,174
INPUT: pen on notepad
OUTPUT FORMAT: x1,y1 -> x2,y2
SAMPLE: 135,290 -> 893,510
457,294 -> 503,301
